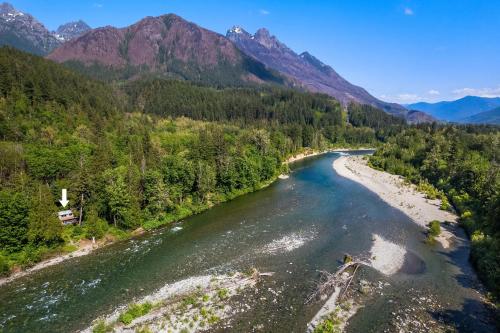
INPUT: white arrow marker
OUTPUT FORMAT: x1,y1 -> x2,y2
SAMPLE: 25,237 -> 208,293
59,189 -> 69,208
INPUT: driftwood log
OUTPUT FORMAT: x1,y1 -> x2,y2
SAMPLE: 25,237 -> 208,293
306,258 -> 370,304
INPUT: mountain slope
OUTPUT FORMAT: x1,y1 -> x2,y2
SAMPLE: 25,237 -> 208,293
461,107 -> 500,125
0,2 -> 59,55
407,96 -> 500,122
0,2 -> 90,55
47,14 -> 284,86
53,20 -> 91,42
406,110 -> 438,124
226,26 -> 407,116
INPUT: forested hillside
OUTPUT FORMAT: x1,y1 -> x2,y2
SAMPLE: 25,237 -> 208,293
0,47 -> 391,275
370,125 -> 500,298
125,79 -> 395,147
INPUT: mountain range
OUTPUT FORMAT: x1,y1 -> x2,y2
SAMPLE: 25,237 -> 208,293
461,106 -> 500,125
407,96 -> 500,123
47,16 -> 409,116
0,2 -> 89,55
47,14 -> 283,86
226,26 -> 406,116
0,1 -> 451,123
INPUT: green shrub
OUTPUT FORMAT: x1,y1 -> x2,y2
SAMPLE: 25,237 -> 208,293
459,210 -> 475,233
0,255 -> 10,276
118,313 -> 134,325
106,226 -> 130,241
439,195 -> 451,211
72,225 -> 84,237
425,234 -> 436,245
417,181 -> 439,200
182,295 -> 197,308
135,325 -> 152,333
61,244 -> 78,253
428,220 -> 441,237
461,210 -> 473,219
17,245 -> 46,266
208,315 -> 220,324
83,207 -> 109,240
92,320 -> 113,333
118,302 -> 152,325
217,288 -> 228,300
313,311 -> 342,333
470,235 -> 500,299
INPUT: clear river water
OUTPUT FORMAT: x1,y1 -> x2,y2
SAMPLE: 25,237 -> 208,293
0,151 -> 495,332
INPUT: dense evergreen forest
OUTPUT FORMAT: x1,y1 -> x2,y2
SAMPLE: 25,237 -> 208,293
0,47 -> 498,303
0,47 -> 386,276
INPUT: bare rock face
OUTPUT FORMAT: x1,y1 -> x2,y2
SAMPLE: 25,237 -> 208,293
48,14 -> 281,85
53,20 -> 91,42
406,110 -> 438,124
0,2 -> 60,55
49,26 -> 126,66
0,3 -> 90,54
227,26 -> 407,116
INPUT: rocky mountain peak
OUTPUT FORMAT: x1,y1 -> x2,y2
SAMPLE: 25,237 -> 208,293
228,25 -> 245,34
47,14 -> 283,86
226,25 -> 253,41
54,20 -> 91,41
0,2 -> 60,55
254,27 -> 270,38
0,3 -> 90,53
1,2 -> 29,22
253,28 -> 287,50
228,25 -> 407,116
0,2 -> 17,15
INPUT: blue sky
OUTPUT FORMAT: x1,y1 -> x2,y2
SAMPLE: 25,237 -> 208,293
9,0 -> 500,103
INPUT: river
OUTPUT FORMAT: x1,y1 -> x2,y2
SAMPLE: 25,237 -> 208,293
0,151 -> 494,332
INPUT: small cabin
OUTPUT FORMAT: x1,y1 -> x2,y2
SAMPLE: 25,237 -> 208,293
57,210 -> 78,225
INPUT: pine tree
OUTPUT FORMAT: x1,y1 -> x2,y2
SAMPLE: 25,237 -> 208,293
28,184 -> 62,246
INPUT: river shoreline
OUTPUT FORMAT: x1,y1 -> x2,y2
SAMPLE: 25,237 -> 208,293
332,155 -> 458,248
0,149 -> 372,287
0,238 -> 112,287
284,147 -> 374,164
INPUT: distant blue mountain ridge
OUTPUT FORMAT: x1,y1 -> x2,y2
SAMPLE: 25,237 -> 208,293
461,107 -> 500,125
406,96 -> 500,123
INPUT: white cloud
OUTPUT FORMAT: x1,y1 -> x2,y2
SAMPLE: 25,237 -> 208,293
379,93 -> 421,103
404,8 -> 414,15
452,86 -> 500,98
260,9 -> 270,15
396,93 -> 420,102
93,3 -> 103,8
380,91 -> 441,104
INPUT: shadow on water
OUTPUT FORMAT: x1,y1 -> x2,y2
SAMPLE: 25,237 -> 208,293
437,224 -> 483,290
428,298 -> 497,333
427,222 -> 498,332
399,250 -> 426,275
